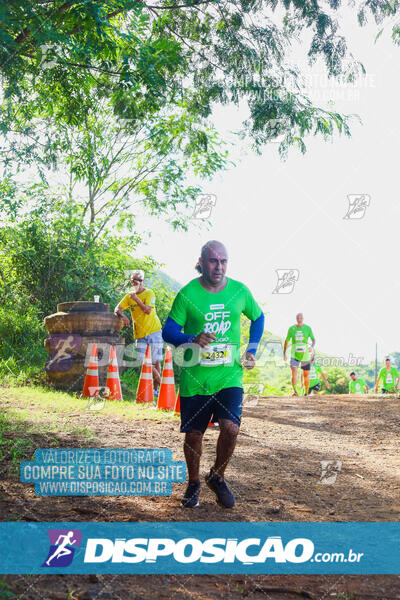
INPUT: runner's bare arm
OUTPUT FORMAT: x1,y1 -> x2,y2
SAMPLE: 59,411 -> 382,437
321,372 -> 330,389
283,339 -> 288,361
194,332 -> 217,347
242,351 -> 256,370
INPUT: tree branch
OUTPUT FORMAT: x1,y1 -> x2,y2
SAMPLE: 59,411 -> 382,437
15,1 -> 79,45
145,0 -> 215,8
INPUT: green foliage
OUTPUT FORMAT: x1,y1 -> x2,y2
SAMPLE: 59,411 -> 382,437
241,319 -> 293,394
0,187 -> 134,316
0,302 -> 47,383
325,367 -> 350,394
0,579 -> 14,600
244,361 -> 293,396
0,0 -> 377,164
0,412 -> 36,476
0,186 -> 176,382
120,367 -> 140,396
1,98 -> 230,243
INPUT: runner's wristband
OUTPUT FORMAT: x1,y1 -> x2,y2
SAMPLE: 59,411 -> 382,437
246,312 -> 265,356
162,316 -> 197,347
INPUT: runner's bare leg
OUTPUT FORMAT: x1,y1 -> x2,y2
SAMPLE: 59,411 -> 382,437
152,361 -> 161,390
291,366 -> 298,392
213,418 -> 239,477
303,369 -> 310,394
184,430 -> 203,481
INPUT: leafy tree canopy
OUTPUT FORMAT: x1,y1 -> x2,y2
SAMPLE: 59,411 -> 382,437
1,0 -> 396,159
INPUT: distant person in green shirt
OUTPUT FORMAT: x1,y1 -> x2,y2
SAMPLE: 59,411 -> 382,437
283,313 -> 315,396
349,372 -> 368,395
301,352 -> 330,395
375,358 -> 399,393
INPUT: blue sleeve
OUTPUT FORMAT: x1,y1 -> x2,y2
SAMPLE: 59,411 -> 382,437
162,316 -> 196,347
246,312 -> 265,356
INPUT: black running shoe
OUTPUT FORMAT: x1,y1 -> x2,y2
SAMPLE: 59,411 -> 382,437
181,480 -> 200,508
205,467 -> 235,508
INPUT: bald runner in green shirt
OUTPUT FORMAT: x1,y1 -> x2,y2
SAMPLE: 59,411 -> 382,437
375,358 -> 399,393
283,312 -> 316,396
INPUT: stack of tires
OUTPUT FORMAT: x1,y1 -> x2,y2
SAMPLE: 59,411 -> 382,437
44,301 -> 125,392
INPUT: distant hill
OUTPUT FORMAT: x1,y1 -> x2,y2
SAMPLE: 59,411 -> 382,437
147,270 -> 182,293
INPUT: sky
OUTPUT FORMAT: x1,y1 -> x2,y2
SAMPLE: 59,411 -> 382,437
136,7 -> 400,364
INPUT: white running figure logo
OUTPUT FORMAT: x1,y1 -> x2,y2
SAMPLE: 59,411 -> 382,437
46,531 -> 77,566
46,335 -> 76,369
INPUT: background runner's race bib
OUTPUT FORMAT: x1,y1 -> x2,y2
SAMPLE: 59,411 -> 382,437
199,343 -> 232,366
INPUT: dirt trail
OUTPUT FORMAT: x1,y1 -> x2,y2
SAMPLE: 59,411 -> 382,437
3,393 -> 399,523
1,392 -> 400,598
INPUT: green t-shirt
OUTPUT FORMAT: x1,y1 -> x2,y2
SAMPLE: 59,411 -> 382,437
309,362 -> 322,387
168,277 -> 262,396
378,367 -> 399,391
349,378 -> 367,394
285,324 -> 315,362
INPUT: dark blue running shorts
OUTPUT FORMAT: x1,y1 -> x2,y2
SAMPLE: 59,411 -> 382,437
180,387 -> 243,433
309,383 -> 320,392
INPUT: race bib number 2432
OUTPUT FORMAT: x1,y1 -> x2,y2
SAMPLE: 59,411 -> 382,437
199,344 -> 232,366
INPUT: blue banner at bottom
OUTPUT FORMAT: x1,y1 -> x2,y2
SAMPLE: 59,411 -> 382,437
0,522 -> 398,574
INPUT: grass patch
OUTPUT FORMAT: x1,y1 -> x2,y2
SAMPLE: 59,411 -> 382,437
0,412 -> 38,475
0,410 -> 60,476
0,580 -> 14,600
1,386 -> 179,422
0,386 -> 179,475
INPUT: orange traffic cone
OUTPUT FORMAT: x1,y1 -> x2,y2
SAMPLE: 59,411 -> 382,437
105,345 -> 123,401
157,346 -> 176,411
174,388 -> 180,415
82,343 -> 99,398
136,345 -> 154,403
